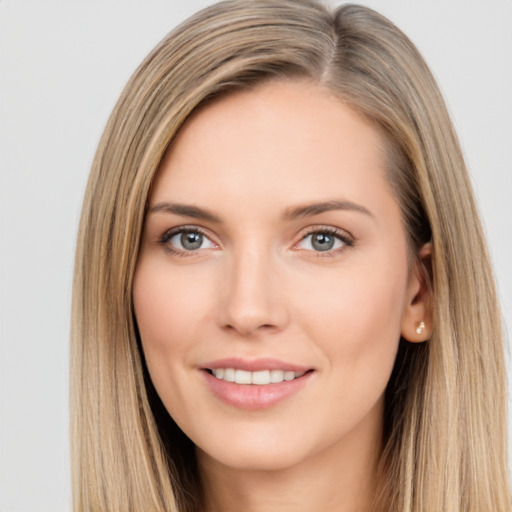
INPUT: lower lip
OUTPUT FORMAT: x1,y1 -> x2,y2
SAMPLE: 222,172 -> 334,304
202,370 -> 313,410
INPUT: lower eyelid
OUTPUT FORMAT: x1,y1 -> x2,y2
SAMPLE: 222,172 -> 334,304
160,226 -> 205,242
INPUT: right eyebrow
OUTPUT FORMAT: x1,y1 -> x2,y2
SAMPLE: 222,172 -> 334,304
148,202 -> 222,223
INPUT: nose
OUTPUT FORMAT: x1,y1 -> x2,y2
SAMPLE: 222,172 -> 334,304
216,245 -> 289,337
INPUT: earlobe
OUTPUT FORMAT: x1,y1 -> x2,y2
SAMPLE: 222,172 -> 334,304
400,242 -> 433,343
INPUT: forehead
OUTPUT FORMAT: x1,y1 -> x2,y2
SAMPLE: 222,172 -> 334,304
151,80 -> 393,215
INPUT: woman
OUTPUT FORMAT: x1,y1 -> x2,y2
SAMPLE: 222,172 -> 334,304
71,1 -> 510,511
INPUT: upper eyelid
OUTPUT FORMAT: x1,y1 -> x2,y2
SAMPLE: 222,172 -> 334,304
160,224 -> 214,239
298,225 -> 354,241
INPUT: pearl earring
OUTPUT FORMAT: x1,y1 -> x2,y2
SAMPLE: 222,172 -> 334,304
416,321 -> 425,335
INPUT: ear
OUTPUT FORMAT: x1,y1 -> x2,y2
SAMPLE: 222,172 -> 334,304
401,242 -> 432,343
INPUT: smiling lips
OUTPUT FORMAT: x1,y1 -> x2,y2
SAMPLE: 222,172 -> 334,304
202,359 -> 314,409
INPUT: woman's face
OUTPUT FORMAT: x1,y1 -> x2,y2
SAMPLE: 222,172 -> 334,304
134,81 -> 428,473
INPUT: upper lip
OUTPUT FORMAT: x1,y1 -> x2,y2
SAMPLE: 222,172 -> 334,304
201,357 -> 313,373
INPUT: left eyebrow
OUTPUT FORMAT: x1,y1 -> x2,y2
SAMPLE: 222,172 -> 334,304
282,200 -> 374,221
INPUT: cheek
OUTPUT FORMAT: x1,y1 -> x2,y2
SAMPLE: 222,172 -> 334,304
294,254 -> 408,385
132,258 -> 219,428
132,259 -> 211,375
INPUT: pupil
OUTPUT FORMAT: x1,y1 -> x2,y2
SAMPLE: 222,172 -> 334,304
181,232 -> 202,250
312,233 -> 334,251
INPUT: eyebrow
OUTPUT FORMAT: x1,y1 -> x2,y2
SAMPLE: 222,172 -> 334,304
282,200 -> 374,221
148,202 -> 222,223
148,199 -> 373,223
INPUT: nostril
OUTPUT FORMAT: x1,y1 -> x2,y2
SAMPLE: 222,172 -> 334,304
223,322 -> 280,337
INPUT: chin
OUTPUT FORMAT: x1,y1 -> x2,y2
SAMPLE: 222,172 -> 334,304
192,419 -> 335,474
198,442 -> 311,472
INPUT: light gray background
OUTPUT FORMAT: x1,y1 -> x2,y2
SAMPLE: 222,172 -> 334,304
1,1 -> 511,511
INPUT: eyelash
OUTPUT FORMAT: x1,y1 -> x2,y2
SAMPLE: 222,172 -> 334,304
297,226 -> 355,256
157,225 -> 355,257
158,225 -> 216,257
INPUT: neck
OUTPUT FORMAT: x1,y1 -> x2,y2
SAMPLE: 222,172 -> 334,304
197,404 -> 382,512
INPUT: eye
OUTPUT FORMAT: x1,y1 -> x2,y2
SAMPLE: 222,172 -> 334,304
160,227 -> 216,254
296,228 -> 353,253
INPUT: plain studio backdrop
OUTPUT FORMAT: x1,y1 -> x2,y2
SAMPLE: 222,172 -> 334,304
0,1 -> 511,511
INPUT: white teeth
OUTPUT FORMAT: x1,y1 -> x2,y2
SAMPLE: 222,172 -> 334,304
270,369 -> 284,383
234,369 -> 252,384
224,368 -> 235,382
252,370 -> 270,385
211,368 -> 306,385
213,368 -> 224,379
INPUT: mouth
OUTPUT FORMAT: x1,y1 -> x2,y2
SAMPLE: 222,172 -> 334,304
200,359 -> 315,409
204,368 -> 311,385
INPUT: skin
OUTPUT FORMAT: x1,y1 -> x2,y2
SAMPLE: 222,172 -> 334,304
133,80 -> 431,512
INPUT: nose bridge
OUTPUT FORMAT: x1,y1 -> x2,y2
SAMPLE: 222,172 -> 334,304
218,238 -> 287,336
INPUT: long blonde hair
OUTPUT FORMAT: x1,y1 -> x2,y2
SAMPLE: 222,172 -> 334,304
71,1 -> 510,510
